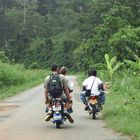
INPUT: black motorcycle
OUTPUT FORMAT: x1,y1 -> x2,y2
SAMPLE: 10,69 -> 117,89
87,95 -> 103,119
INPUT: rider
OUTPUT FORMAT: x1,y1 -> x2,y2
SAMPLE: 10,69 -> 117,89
59,66 -> 73,113
44,64 -> 74,123
80,69 -> 106,110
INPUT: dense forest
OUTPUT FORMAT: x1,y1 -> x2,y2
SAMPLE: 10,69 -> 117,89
0,1 -> 140,138
0,0 -> 140,71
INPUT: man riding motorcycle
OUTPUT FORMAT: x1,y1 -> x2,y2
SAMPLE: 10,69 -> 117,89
59,66 -> 73,114
80,69 -> 106,110
44,64 -> 74,123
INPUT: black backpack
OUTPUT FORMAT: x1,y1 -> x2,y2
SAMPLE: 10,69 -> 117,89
47,74 -> 63,98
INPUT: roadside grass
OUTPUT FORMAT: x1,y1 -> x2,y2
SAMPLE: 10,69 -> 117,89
0,78 -> 44,100
104,94 -> 140,140
103,71 -> 140,140
0,62 -> 49,99
77,70 -> 140,140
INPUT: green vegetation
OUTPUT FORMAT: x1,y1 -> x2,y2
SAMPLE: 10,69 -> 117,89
0,0 -> 140,139
77,69 -> 140,140
0,0 -> 139,70
0,62 -> 48,99
76,52 -> 140,140
104,71 -> 140,140
104,53 -> 124,80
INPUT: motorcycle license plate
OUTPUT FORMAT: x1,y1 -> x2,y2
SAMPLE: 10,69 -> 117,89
89,99 -> 97,104
53,106 -> 61,111
53,113 -> 62,121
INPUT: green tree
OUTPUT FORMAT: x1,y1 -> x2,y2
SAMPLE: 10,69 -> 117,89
104,53 -> 124,79
109,27 -> 140,61
0,51 -> 9,63
24,38 -> 53,69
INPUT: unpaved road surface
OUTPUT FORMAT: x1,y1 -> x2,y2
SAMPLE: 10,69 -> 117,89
0,76 -> 131,140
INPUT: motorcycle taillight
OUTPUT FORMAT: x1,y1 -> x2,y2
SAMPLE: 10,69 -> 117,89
90,96 -> 96,100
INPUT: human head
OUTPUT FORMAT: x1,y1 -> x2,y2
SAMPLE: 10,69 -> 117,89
59,66 -> 68,75
91,69 -> 97,76
51,64 -> 58,72
57,67 -> 60,74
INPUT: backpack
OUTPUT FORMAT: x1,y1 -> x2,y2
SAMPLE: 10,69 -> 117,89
47,74 -> 63,98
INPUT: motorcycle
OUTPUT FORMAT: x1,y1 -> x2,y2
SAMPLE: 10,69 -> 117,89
87,95 -> 103,119
51,98 -> 67,128
46,85 -> 74,128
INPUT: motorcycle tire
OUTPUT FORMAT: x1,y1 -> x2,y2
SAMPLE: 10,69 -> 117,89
92,106 -> 96,119
56,122 -> 61,128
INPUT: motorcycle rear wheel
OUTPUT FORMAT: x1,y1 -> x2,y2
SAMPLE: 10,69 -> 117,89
56,122 -> 61,128
92,106 -> 96,119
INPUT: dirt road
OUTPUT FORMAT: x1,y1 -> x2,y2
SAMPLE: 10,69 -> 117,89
0,76 -> 131,140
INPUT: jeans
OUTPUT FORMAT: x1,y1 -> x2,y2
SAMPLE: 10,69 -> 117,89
99,90 -> 105,104
80,91 -> 87,105
67,107 -> 73,113
80,90 -> 105,105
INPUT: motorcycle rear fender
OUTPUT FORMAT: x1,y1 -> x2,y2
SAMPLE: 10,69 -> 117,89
89,98 -> 97,105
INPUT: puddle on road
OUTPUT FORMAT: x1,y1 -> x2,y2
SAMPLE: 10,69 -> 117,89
0,105 -> 18,112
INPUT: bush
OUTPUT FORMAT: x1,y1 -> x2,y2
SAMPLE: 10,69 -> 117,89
0,62 -> 46,87
104,70 -> 140,140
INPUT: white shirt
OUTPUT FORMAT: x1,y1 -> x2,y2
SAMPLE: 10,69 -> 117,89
82,76 -> 102,96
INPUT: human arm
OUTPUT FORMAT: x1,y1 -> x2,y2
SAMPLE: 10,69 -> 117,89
64,86 -> 71,101
62,76 -> 71,101
44,88 -> 49,104
98,83 -> 104,91
82,78 -> 88,91
68,86 -> 73,93
44,76 -> 49,104
82,86 -> 87,91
